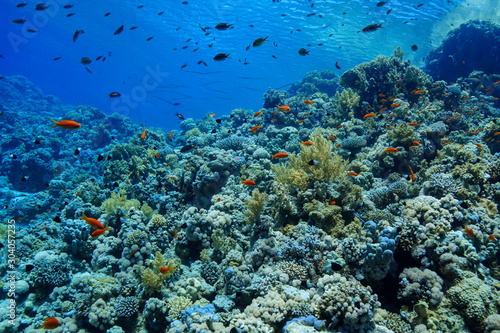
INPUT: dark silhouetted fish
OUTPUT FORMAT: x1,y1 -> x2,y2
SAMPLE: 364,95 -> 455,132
298,48 -> 309,55
114,24 -> 124,35
213,53 -> 229,61
361,23 -> 382,32
73,29 -> 84,42
215,23 -> 233,30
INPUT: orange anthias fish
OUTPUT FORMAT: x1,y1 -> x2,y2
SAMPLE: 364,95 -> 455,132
385,147 -> 398,153
160,262 -> 175,275
464,225 -> 474,238
363,113 -> 376,119
329,135 -> 336,140
301,141 -> 312,146
304,100 -> 315,104
36,317 -> 60,330
271,152 -> 289,159
78,213 -> 104,229
347,172 -> 358,176
254,110 -> 263,117
408,122 -> 420,126
250,125 -> 262,133
276,104 -> 291,112
413,140 -> 421,146
409,165 -> 415,182
391,103 -> 400,108
169,131 -> 174,138
488,234 -> 497,242
241,180 -> 256,186
91,222 -> 111,238
141,125 -> 146,140
49,118 -> 81,130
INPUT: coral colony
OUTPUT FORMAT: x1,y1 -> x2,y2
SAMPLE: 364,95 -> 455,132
1,42 -> 500,332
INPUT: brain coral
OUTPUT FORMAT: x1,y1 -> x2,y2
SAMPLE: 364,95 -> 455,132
114,296 -> 139,318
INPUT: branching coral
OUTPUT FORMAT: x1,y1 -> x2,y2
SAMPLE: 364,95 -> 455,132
272,127 -> 348,189
141,251 -> 175,293
334,88 -> 360,113
244,188 -> 268,224
100,189 -> 141,215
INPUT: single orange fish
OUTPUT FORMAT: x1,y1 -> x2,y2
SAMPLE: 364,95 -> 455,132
347,172 -> 358,176
210,113 -> 215,117
336,143 -> 341,147
330,201 -> 336,205
169,131 -> 174,138
408,122 -> 420,126
216,197 -> 221,202
493,132 -> 500,136
379,99 -> 387,103
378,94 -> 385,97
141,125 -> 146,140
297,119 -> 305,123
276,104 -> 291,112
173,230 -> 178,239
129,248 -> 137,258
49,118 -> 81,130
391,103 -> 400,108
385,147 -> 398,153
485,137 -> 492,142
363,113 -> 376,119
442,139 -> 451,144
409,165 -> 415,182
271,152 -> 289,159
301,141 -> 312,146
413,89 -> 424,94
475,143 -> 483,150
254,111 -> 263,117
250,125 -> 262,133
241,180 -> 256,186
91,222 -> 111,238
413,140 -> 421,146
41,226 -> 47,231
78,213 -> 104,229
464,225 -> 474,238
36,317 -> 60,330
304,100 -> 315,104
337,124 -> 344,128
303,113 -> 310,116
154,153 -> 160,158
329,135 -> 336,140
488,234 -> 497,242
271,118 -> 278,122
160,262 -> 175,275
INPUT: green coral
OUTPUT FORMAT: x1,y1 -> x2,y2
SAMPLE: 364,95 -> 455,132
141,202 -> 154,219
167,296 -> 193,319
100,189 -> 141,215
244,189 -> 268,224
125,230 -> 148,247
148,214 -> 167,228
334,88 -> 360,113
184,128 -> 203,140
388,123 -> 415,146
141,251 -> 174,293
273,127 -> 348,189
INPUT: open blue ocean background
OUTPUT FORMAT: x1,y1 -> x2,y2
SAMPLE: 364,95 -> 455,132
2,0 -> 497,130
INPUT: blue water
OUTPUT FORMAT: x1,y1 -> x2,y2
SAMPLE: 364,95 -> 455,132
0,0 -> 494,130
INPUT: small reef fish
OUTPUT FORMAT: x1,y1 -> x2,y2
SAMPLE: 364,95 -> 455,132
329,135 -> 336,140
213,53 -> 230,61
141,125 -> 146,140
385,147 -> 398,153
301,141 -> 312,146
408,122 -> 420,126
160,262 -> 175,274
180,145 -> 195,153
488,234 -> 497,241
241,180 -> 256,186
271,153 -> 289,159
254,111 -> 263,117
49,118 -> 81,130
36,317 -> 60,330
464,225 -> 474,238
297,119 -> 305,124
298,48 -> 309,56
253,36 -> 268,47
413,140 -> 421,146
363,113 -> 376,119
409,165 -> 415,182
250,125 -> 262,133
176,112 -> 185,120
91,223 -> 111,238
335,61 -> 341,69
215,23 -> 233,30
276,104 -> 291,112
12,19 -> 27,24
391,103 -> 400,108
304,100 -> 315,104
108,92 -> 121,98
73,29 -> 84,42
79,213 -> 105,229
129,249 -> 137,257
361,23 -> 382,32
80,57 -> 92,65
114,24 -> 124,35
347,172 -> 358,176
